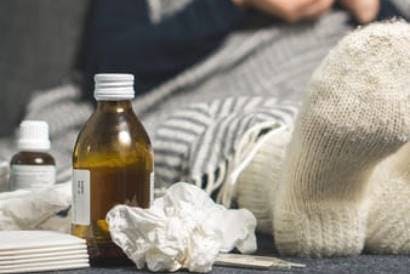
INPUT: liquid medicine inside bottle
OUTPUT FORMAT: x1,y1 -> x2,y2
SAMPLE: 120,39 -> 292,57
71,74 -> 154,266
10,120 -> 56,190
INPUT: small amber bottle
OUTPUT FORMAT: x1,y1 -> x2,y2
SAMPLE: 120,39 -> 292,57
10,120 -> 56,190
72,74 -> 154,266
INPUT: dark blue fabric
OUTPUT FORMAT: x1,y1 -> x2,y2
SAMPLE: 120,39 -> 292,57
82,0 -> 247,99
81,0 -> 406,100
378,0 -> 404,21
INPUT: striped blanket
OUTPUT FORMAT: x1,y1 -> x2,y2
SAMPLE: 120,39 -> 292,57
0,0 -> 409,206
154,97 -> 297,205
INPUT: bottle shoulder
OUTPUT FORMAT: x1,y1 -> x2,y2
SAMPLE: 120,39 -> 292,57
11,151 -> 56,166
75,110 -> 151,146
73,109 -> 153,167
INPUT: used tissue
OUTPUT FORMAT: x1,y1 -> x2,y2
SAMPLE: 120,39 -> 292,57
0,183 -> 71,231
106,182 -> 257,273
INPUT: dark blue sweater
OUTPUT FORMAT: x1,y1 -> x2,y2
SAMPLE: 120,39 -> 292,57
81,0 -> 403,99
81,0 -> 247,98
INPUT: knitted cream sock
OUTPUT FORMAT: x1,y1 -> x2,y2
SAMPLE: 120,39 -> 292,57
365,143 -> 410,254
235,129 -> 292,234
273,21 -> 410,257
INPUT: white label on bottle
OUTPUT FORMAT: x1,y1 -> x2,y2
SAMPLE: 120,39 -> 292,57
150,171 -> 154,207
72,169 -> 90,226
10,165 -> 55,190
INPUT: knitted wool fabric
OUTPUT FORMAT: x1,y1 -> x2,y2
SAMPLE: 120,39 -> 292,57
236,128 -> 292,234
272,21 -> 410,257
365,143 -> 410,254
236,127 -> 410,255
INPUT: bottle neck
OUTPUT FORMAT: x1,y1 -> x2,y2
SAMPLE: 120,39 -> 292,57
96,100 -> 133,113
19,148 -> 50,153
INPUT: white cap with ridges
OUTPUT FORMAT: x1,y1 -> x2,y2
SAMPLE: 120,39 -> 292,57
17,120 -> 51,151
94,73 -> 135,101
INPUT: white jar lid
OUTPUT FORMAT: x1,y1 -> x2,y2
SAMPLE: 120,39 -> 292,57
94,74 -> 135,101
17,120 -> 51,151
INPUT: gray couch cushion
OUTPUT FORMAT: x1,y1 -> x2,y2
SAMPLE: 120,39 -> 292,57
0,0 -> 90,136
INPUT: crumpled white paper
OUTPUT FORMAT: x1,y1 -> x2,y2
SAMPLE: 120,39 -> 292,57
0,183 -> 71,232
106,182 -> 257,273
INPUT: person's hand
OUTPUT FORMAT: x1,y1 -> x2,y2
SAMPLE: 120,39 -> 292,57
340,0 -> 380,24
232,0 -> 335,23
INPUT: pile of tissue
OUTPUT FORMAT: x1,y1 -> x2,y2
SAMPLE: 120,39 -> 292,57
0,180 -> 257,272
0,183 -> 71,231
107,183 -> 257,273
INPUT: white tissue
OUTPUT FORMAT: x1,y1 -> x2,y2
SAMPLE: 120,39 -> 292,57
106,182 -> 257,273
0,161 -> 9,192
0,183 -> 71,231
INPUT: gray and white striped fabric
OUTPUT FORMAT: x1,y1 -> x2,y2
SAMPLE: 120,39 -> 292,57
154,97 -> 298,198
0,1 -> 408,204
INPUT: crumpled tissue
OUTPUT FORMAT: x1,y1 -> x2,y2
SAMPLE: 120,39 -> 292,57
0,183 -> 71,232
106,182 -> 257,273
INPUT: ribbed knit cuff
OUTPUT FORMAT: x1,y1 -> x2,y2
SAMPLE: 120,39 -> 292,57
274,206 -> 367,257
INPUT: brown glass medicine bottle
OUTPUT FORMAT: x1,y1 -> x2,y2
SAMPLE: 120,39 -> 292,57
10,120 -> 56,190
71,74 -> 154,266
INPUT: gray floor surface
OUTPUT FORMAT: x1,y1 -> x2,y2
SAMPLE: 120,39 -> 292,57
53,235 -> 410,274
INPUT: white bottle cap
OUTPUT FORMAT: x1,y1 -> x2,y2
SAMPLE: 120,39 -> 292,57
94,73 -> 135,101
17,120 -> 51,151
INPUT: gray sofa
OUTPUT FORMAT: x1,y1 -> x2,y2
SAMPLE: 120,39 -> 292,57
0,0 -> 89,136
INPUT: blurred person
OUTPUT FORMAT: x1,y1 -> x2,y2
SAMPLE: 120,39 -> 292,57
80,0 -> 399,100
